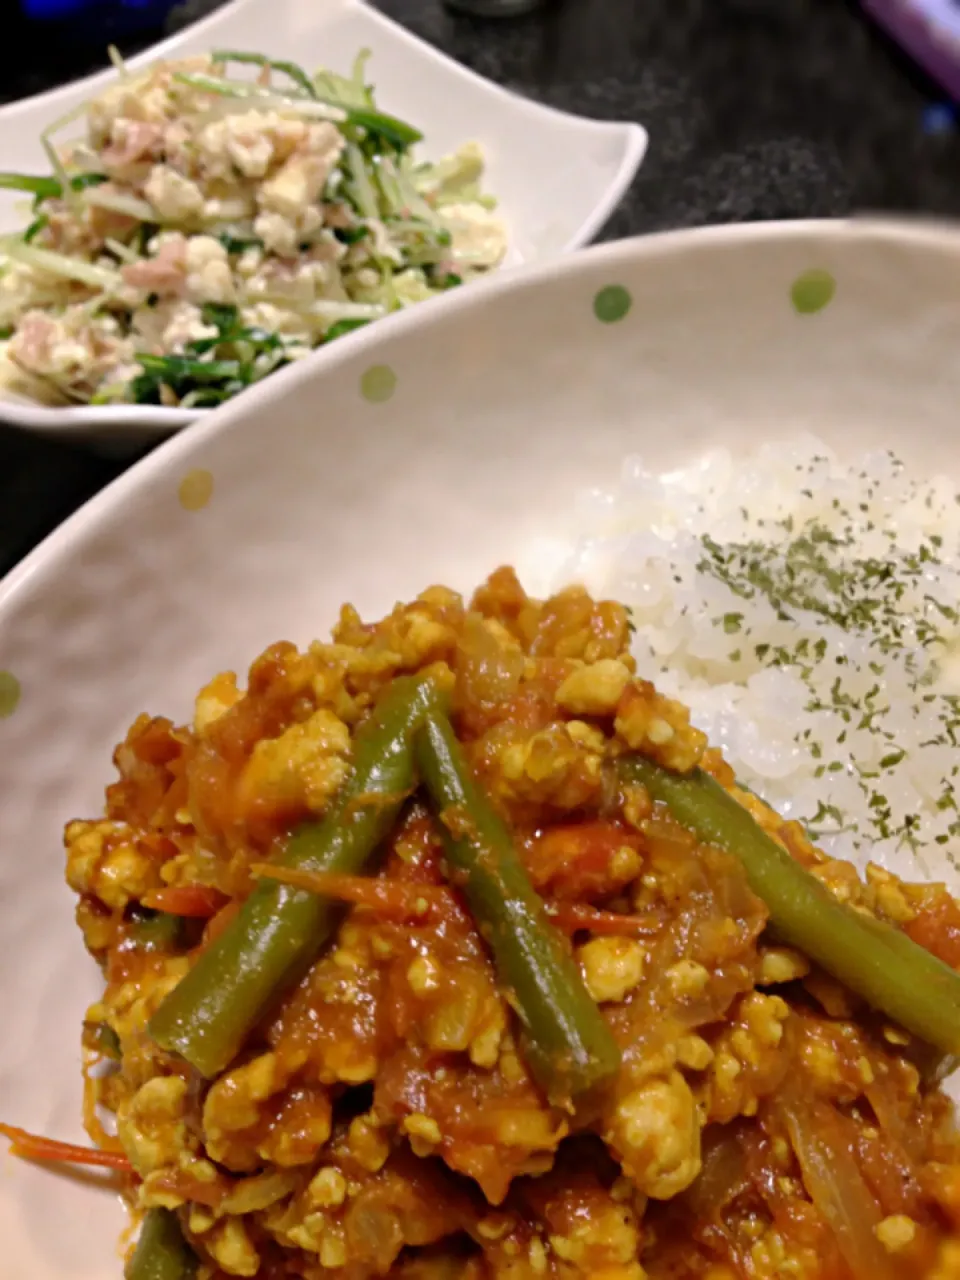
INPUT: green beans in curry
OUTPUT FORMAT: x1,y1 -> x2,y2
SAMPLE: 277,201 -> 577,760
618,755 -> 960,1055
148,673 -> 449,1077
124,1209 -> 196,1280
415,709 -> 623,1105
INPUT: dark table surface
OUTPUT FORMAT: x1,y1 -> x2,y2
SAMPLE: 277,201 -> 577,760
2,0 -> 959,576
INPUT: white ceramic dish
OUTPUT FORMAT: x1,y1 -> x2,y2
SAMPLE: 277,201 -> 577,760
3,217 -> 960,1278
0,0 -> 647,451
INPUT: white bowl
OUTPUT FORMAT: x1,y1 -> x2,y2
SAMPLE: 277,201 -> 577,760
0,0 -> 647,450
3,217 -> 960,1277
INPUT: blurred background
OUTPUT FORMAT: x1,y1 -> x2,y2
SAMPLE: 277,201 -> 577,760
7,0 -> 960,230
19,0 -> 178,18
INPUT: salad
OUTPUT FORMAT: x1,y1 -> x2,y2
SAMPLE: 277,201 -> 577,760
0,49 -> 507,409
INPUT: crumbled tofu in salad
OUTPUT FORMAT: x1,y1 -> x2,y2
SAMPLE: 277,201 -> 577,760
0,48 -> 507,409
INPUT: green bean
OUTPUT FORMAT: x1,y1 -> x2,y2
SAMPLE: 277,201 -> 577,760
149,675 -> 446,1077
619,756 -> 960,1054
128,909 -> 193,953
125,1208 -> 196,1280
88,1021 -> 122,1060
415,711 -> 622,1104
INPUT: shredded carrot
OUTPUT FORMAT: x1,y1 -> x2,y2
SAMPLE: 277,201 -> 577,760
251,863 -> 452,921
0,1123 -> 132,1171
545,902 -> 662,937
252,866 -> 657,936
202,899 -> 241,948
136,832 -> 179,863
140,883 -> 228,918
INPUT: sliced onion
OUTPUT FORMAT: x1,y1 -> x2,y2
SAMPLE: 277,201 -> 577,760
219,1168 -> 297,1214
84,188 -> 155,222
778,1091 -> 899,1280
685,1126 -> 750,1220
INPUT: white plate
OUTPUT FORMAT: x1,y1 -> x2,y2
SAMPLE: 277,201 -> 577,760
0,0 -> 647,450
3,217 -> 960,1278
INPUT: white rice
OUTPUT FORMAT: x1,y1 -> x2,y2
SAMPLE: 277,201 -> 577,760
553,435 -> 960,888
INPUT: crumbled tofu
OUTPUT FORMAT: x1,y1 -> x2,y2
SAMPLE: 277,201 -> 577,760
193,670 -> 241,734
8,307 -> 136,396
237,707 -> 351,815
307,1166 -> 347,1209
758,947 -> 811,985
117,1075 -> 189,1175
205,1216 -> 260,1277
469,1017 -> 505,1069
204,1053 -> 282,1142
403,1112 -> 443,1157
185,235 -> 235,304
144,165 -> 205,223
443,201 -> 509,269
258,123 -> 344,219
556,659 -> 632,716
615,679 -> 708,772
666,959 -> 710,998
875,1214 -> 917,1253
159,301 -> 219,352
253,210 -> 300,258
64,818 -> 159,911
608,1071 -> 702,1199
347,1114 -> 390,1173
577,936 -> 646,1003
407,954 -> 441,995
676,1034 -> 714,1071
197,111 -> 285,180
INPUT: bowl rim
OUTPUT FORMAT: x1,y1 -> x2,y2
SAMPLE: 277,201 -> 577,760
3,215 -> 956,614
